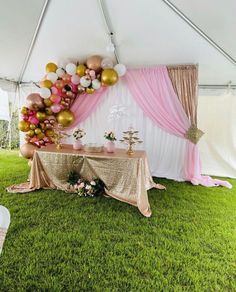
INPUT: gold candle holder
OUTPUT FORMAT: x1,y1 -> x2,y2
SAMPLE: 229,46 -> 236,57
120,128 -> 142,155
52,125 -> 70,150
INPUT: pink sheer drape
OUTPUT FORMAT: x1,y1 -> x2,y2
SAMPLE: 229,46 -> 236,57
66,86 -> 108,130
125,66 -> 231,188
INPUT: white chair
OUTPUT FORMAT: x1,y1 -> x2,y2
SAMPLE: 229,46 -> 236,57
0,206 -> 11,254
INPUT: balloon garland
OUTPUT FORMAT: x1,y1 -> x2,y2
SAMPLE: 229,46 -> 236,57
18,56 -> 126,159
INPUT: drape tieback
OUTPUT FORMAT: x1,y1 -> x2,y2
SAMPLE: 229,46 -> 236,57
184,125 -> 204,144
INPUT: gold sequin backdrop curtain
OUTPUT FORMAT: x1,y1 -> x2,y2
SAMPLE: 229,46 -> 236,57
167,64 -> 198,126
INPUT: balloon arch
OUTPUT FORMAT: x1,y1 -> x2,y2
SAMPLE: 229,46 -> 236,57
18,55 -> 126,158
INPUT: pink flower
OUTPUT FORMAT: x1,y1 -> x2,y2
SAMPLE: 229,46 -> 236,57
78,182 -> 85,189
90,181 -> 96,186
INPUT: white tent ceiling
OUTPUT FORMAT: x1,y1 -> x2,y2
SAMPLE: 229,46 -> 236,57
0,0 -> 236,85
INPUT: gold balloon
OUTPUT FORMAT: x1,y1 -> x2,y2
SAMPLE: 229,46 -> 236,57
45,107 -> 53,115
40,80 -> 53,88
44,98 -> 52,107
30,124 -> 36,130
18,120 -> 30,132
37,133 -> 45,140
34,128 -> 42,135
27,130 -> 35,137
86,87 -> 95,94
21,107 -> 28,115
36,111 -> 46,122
20,143 -> 38,159
77,85 -> 85,94
76,64 -> 86,77
46,62 -> 58,73
101,69 -> 118,86
86,55 -> 102,72
56,110 -> 75,127
45,129 -> 54,137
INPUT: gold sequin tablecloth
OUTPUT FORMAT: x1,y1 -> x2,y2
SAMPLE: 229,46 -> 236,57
8,144 -> 157,217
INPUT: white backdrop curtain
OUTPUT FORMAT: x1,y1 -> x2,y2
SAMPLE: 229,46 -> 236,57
198,92 -> 236,178
66,79 -> 187,181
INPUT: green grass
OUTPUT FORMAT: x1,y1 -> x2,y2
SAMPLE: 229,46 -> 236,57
0,150 -> 236,291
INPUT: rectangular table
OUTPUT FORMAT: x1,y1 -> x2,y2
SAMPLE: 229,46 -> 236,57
9,144 -> 158,217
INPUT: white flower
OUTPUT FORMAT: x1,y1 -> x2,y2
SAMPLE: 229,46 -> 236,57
90,181 -> 96,186
85,184 -> 92,190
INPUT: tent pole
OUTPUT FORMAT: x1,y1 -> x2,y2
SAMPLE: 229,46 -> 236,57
18,0 -> 50,83
162,0 -> 236,66
98,0 -> 120,63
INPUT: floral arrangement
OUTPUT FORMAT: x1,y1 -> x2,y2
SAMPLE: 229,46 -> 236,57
67,171 -> 105,197
104,131 -> 116,141
73,128 -> 86,140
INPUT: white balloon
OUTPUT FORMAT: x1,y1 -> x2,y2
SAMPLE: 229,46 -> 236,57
56,68 -> 65,78
92,79 -> 101,90
0,205 -> 10,230
80,76 -> 91,88
114,64 -> 126,77
40,87 -> 51,99
66,63 -> 76,75
101,58 -> 113,69
46,72 -> 58,83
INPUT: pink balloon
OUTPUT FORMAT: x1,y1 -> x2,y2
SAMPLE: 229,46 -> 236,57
71,75 -> 80,85
51,86 -> 58,94
51,104 -> 61,113
28,116 -> 39,125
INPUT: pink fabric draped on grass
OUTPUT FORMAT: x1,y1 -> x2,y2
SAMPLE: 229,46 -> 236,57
125,66 -> 231,188
65,65 -> 231,188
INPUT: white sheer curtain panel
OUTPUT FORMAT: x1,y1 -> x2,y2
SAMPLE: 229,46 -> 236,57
198,93 -> 236,178
66,80 -> 187,180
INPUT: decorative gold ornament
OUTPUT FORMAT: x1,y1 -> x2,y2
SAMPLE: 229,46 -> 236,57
40,79 -> 53,88
120,128 -> 143,155
52,125 -> 70,150
101,69 -> 118,86
184,125 -> 204,144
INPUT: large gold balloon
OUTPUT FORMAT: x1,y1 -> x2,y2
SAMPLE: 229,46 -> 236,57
20,143 -> 38,159
76,64 -> 86,77
46,62 -> 58,73
40,80 -> 53,88
86,55 -> 102,72
36,111 -> 46,122
56,110 -> 75,127
18,120 -> 30,132
101,69 -> 118,86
